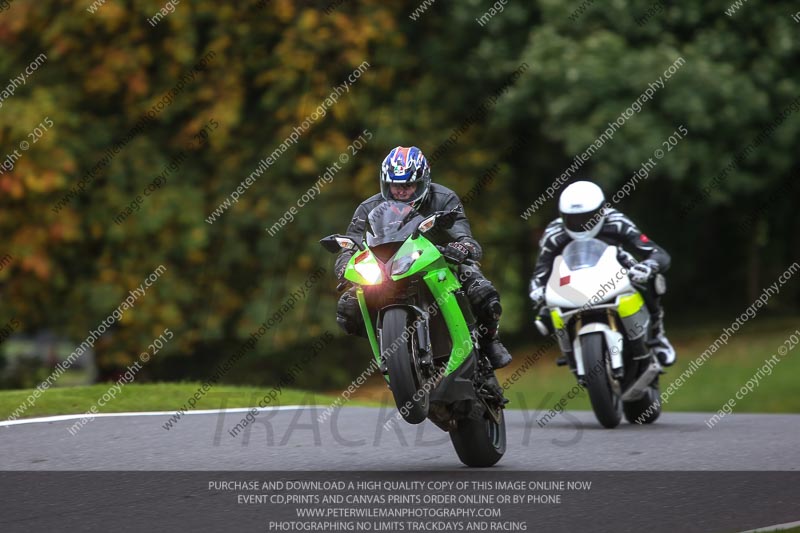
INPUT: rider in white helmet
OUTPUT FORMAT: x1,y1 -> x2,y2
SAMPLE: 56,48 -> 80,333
528,180 -> 676,366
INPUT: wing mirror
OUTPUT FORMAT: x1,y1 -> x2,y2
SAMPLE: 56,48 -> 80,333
412,214 -> 438,238
319,234 -> 364,253
412,208 -> 459,238
436,209 -> 458,230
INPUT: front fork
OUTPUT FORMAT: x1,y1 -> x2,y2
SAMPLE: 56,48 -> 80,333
355,288 -> 382,376
551,309 -> 625,380
356,264 -> 483,389
551,305 -> 661,400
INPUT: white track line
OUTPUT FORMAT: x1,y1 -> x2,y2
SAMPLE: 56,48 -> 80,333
0,405 -> 311,428
739,520 -> 800,533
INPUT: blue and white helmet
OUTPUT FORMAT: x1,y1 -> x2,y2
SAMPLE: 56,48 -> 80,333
380,146 -> 431,208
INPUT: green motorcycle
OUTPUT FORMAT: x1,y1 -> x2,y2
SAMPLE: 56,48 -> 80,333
320,201 -> 506,467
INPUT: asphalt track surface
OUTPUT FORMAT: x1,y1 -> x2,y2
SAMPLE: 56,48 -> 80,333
2,407 -> 799,532
2,407 -> 799,470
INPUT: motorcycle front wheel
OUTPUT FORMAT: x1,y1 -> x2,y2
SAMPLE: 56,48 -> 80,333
381,307 -> 429,424
581,332 -> 622,428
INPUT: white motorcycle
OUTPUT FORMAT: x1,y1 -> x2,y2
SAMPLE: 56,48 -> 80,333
535,238 -> 664,428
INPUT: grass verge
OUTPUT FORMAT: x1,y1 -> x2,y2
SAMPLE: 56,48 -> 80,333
2,317 -> 797,421
0,383 -> 375,421
493,315 -> 800,414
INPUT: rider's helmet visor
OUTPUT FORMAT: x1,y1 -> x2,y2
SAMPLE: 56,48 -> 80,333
563,208 -> 602,234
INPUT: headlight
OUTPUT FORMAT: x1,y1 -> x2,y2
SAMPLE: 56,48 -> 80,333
355,261 -> 383,284
391,250 -> 422,276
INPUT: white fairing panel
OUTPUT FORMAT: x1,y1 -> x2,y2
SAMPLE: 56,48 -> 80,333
545,245 -> 631,309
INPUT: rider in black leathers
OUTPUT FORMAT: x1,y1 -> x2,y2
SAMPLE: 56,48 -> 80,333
529,180 -> 676,366
334,145 -> 512,369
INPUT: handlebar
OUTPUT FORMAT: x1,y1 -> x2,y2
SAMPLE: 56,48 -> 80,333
617,250 -> 638,269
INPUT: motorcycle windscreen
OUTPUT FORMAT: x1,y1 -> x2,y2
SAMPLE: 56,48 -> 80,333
561,238 -> 608,270
546,244 -> 632,309
365,201 -> 423,248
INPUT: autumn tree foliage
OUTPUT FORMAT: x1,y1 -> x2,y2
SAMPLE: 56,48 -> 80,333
0,0 -> 797,384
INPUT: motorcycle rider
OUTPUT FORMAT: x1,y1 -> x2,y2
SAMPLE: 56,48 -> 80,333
528,180 -> 676,366
334,146 -> 512,369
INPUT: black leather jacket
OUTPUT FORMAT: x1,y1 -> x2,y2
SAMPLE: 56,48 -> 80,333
530,208 -> 671,291
334,183 -> 481,278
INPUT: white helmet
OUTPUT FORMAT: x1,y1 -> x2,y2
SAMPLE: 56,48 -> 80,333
558,181 -> 606,240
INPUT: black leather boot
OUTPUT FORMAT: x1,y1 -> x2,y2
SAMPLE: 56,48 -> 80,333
479,327 -> 512,369
649,309 -> 675,366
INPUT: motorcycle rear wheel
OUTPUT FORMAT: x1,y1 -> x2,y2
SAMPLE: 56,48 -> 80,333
623,377 -> 661,424
450,408 -> 506,468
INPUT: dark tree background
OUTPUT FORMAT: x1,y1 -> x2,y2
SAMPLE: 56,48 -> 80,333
0,0 -> 797,387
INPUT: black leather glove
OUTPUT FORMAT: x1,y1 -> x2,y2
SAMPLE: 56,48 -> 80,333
439,242 -> 475,264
